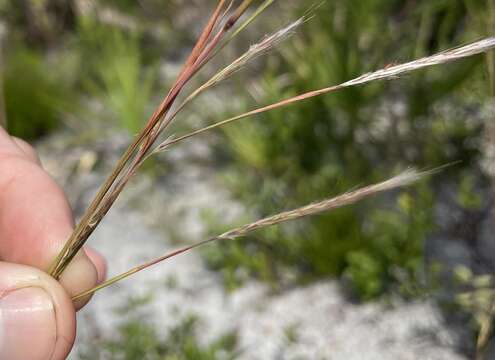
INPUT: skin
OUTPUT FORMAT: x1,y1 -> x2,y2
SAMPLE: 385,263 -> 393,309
0,126 -> 107,360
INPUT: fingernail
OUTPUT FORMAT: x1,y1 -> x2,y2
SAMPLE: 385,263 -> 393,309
0,287 -> 57,360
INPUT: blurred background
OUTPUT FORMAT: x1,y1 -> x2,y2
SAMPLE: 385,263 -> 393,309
1,0 -> 495,359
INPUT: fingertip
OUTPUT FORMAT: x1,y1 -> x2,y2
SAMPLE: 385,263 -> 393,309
58,250 -> 99,310
84,246 -> 107,284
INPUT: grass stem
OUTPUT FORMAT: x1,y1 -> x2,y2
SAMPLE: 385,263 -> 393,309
73,169 -> 430,300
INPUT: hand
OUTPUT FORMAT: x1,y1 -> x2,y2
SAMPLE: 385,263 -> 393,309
0,127 -> 106,360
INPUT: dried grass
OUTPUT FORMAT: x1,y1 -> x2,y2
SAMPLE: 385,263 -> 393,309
42,1 -> 495,298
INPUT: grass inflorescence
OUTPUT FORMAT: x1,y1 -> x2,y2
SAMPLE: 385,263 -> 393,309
40,1 -> 495,303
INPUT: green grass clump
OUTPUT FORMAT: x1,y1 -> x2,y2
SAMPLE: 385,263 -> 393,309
203,0 -> 489,299
79,296 -> 239,360
77,18 -> 157,135
345,189 -> 434,299
102,316 -> 237,360
3,46 -> 77,140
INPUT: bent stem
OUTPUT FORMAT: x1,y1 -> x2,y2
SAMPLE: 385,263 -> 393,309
73,168 -> 430,301
48,0 -> 258,279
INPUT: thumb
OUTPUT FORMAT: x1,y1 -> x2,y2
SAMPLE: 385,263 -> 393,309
0,262 -> 76,360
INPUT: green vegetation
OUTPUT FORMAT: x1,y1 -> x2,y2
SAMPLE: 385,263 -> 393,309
2,0 -> 495,356
79,296 -> 239,360
3,46 -> 78,139
454,266 -> 495,355
90,316 -> 238,360
77,17 -> 157,134
0,0 -> 164,139
203,0 -> 491,299
1,0 -> 494,330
